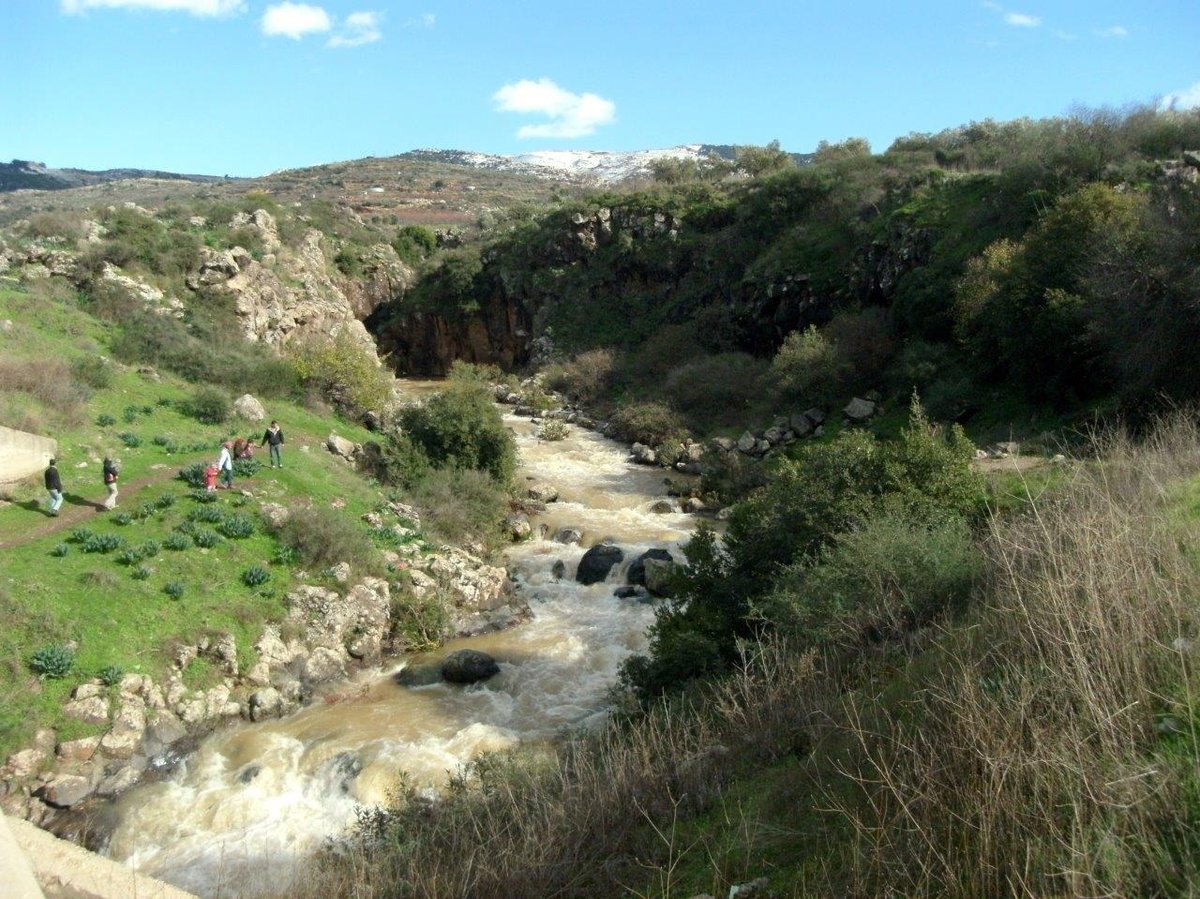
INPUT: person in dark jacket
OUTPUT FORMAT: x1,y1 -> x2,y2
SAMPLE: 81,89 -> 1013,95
102,457 -> 119,510
45,458 -> 63,516
261,421 -> 285,468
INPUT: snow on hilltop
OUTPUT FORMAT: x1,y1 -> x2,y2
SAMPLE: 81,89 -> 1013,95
408,145 -> 727,183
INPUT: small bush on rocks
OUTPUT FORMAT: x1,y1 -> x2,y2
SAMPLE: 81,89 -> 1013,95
609,402 -> 688,447
98,665 -> 124,686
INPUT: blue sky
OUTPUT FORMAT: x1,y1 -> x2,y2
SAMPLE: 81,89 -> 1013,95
4,0 -> 1198,176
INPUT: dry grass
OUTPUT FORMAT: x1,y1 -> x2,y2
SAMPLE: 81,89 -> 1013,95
0,357 -> 90,431
827,414 -> 1200,896
293,416 -> 1200,899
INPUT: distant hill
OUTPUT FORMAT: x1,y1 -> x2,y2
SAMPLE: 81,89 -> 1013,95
405,144 -> 814,183
0,159 -> 230,193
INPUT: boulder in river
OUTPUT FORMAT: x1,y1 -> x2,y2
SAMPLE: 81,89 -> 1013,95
576,542 -> 624,585
441,649 -> 501,684
627,548 -> 673,586
553,527 -> 583,545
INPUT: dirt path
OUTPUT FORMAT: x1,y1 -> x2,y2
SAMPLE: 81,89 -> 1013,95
0,457 -> 207,551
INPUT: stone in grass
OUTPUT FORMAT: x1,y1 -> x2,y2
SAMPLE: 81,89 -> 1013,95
441,649 -> 500,684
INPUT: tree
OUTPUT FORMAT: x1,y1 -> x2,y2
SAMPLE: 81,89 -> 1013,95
735,140 -> 794,177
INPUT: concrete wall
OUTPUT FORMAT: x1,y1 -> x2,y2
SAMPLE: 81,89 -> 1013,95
5,814 -> 197,899
0,426 -> 57,485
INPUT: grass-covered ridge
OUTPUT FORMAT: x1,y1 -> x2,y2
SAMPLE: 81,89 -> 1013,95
0,277 -> 520,763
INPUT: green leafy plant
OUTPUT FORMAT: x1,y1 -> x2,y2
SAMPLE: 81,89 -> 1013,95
164,581 -> 185,600
163,532 -> 191,551
183,387 -> 231,424
242,565 -> 271,587
131,565 -> 152,581
538,420 -> 570,441
29,644 -> 75,679
98,665 -> 124,686
188,505 -> 226,524
117,431 -> 141,448
50,543 -> 70,558
81,533 -> 126,554
192,529 -> 221,548
122,405 -> 141,423
217,514 -> 255,539
68,528 -> 95,544
112,512 -> 134,526
96,413 -> 116,427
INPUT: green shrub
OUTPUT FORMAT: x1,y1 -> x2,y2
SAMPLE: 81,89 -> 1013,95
407,467 -> 509,548
51,543 -> 70,558
112,512 -> 133,526
96,413 -> 116,427
391,224 -> 438,265
115,549 -> 142,566
192,529 -> 221,548
288,332 -> 392,415
163,533 -> 191,551
376,433 -> 431,490
188,488 -> 219,504
217,514 -> 255,539
29,644 -> 75,679
139,540 -> 161,558
538,420 -> 570,441
81,534 -> 126,554
769,325 -> 850,407
164,581 -> 185,600
543,349 -> 615,406
398,383 -> 516,484
609,402 -> 688,447
154,493 -> 177,510
758,513 -> 982,645
178,463 -> 208,488
188,505 -> 225,524
183,387 -> 230,424
232,458 -> 262,479
663,352 -> 770,431
273,506 -> 375,571
122,405 -> 141,424
98,665 -> 124,686
71,356 -> 114,390
390,591 -> 451,651
68,528 -> 95,544
131,565 -> 152,581
242,565 -> 271,587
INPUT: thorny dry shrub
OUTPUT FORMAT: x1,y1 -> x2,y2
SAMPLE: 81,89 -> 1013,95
828,414 -> 1200,897
0,357 -> 89,430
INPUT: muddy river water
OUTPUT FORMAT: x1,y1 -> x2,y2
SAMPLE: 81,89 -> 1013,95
103,386 -> 701,897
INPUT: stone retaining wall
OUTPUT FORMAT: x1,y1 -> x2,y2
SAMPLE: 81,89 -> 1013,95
0,426 -> 57,485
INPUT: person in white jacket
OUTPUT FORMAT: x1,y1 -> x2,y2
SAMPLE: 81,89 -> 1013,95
217,441 -> 234,489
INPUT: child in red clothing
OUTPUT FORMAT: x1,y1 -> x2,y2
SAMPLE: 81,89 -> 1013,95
204,465 -> 219,493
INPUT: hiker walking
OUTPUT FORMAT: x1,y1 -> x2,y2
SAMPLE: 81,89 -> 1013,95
102,457 -> 119,510
45,458 -> 63,516
262,420 -> 284,468
217,441 -> 234,489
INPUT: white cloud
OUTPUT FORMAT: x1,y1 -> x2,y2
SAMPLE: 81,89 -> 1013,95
61,0 -> 244,14
261,2 -> 330,39
1097,25 -> 1128,38
328,10 -> 381,47
1004,12 -> 1040,27
1160,82 -> 1200,111
493,78 -> 616,140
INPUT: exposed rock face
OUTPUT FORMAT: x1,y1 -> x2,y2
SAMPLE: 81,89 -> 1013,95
441,649 -> 500,684
187,216 -> 410,358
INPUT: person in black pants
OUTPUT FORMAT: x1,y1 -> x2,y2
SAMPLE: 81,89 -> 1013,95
262,421 -> 285,468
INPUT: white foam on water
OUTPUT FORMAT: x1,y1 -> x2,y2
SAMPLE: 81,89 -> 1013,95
106,389 -> 702,896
